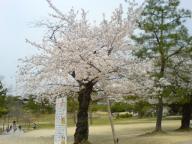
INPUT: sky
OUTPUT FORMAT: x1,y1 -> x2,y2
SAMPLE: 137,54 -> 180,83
0,0 -> 192,94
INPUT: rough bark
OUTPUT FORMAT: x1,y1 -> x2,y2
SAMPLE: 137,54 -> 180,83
180,103 -> 192,129
155,96 -> 163,131
74,82 -> 93,144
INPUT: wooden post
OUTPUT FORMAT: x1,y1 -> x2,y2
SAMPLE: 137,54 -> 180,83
65,96 -> 67,144
73,111 -> 77,124
106,95 -> 118,144
7,115 -> 10,128
89,103 -> 93,125
3,116 -> 5,131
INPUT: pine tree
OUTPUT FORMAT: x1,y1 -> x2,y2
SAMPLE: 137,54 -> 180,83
132,0 -> 191,131
169,43 -> 192,129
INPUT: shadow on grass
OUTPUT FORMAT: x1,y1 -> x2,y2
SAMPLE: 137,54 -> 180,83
139,127 -> 192,138
78,140 -> 92,144
138,130 -> 168,137
175,128 -> 192,132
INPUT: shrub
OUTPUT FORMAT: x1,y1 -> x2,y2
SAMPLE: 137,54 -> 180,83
116,112 -> 133,119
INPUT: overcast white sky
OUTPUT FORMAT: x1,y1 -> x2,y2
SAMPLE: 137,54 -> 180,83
0,0 -> 191,94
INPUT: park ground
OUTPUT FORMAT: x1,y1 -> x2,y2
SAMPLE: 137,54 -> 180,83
0,115 -> 192,144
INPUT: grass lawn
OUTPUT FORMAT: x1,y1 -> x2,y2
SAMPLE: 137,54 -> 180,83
0,114 -> 192,144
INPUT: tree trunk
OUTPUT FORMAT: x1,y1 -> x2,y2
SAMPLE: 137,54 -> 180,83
180,103 -> 192,129
155,96 -> 163,131
74,82 -> 93,144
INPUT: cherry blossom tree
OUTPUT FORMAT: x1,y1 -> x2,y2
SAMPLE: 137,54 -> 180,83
17,0 -> 145,143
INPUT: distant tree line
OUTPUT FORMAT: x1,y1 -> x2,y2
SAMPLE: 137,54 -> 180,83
0,81 -> 54,125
